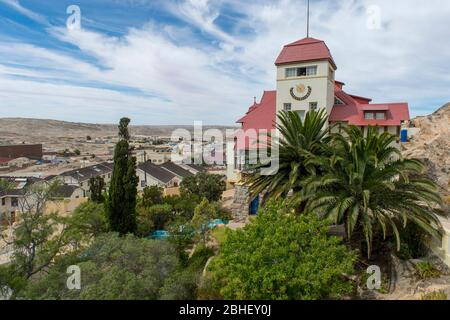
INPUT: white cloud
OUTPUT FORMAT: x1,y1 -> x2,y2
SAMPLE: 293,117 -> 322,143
1,0 -> 449,124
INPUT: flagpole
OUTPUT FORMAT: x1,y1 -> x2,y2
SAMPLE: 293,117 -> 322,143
307,0 -> 310,38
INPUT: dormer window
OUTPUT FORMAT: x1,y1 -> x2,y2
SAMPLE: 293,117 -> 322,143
364,111 -> 386,120
285,66 -> 317,78
335,97 -> 344,105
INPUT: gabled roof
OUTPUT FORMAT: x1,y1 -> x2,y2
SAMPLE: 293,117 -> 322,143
55,185 -> 82,198
275,37 -> 337,69
60,162 -> 113,182
137,162 -> 176,184
182,163 -> 206,173
160,162 -> 193,178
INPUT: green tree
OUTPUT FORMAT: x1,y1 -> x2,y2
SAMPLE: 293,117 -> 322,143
106,118 -> 138,235
89,176 -> 105,203
21,233 -> 180,300
245,109 -> 328,208
302,126 -> 444,257
118,117 -> 131,141
74,149 -> 81,156
191,198 -> 220,245
180,173 -> 225,202
142,185 -> 164,207
66,201 -> 109,244
164,194 -> 200,221
207,201 -> 356,300
0,181 -> 72,297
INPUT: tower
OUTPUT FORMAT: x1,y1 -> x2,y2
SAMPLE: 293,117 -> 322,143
274,37 -> 337,122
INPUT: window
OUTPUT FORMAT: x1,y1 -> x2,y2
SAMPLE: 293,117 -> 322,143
335,97 -> 344,105
309,102 -> 318,111
283,103 -> 292,112
1,198 -> 5,206
364,112 -> 374,120
285,66 -> 317,78
376,112 -> 386,120
11,198 -> 18,207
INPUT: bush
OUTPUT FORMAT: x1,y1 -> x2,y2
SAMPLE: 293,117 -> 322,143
207,201 -> 357,300
422,291 -> 448,300
21,233 -> 180,300
415,261 -> 441,280
395,222 -> 428,260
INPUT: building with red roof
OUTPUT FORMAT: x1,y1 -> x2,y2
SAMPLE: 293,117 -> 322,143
230,37 -> 410,178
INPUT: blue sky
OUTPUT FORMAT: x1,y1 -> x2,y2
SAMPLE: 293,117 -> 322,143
0,0 -> 449,125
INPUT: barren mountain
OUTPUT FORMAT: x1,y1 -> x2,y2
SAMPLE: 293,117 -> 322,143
402,103 -> 450,195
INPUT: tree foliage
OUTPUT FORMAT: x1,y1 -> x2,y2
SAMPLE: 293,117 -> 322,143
141,185 -> 164,207
207,201 -> 356,300
180,172 -> 225,202
106,118 -> 138,235
89,176 -> 105,203
302,125 -> 444,256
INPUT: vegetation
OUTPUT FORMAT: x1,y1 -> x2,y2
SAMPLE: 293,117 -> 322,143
180,172 -> 226,202
191,198 -> 220,245
421,291 -> 448,300
245,109 -> 328,206
142,185 -> 164,207
415,261 -> 441,279
106,117 -> 138,235
89,176 -> 105,203
206,201 -> 356,300
246,110 -> 444,258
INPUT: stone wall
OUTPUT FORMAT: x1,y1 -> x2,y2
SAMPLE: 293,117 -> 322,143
230,184 -> 250,222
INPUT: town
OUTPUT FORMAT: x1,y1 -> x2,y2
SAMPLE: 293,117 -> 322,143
0,0 -> 449,305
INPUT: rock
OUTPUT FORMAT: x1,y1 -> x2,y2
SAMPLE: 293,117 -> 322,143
402,103 -> 450,196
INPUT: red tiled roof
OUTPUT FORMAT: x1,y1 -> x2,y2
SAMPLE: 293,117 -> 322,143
235,91 -> 276,151
0,157 -> 13,164
275,37 -> 337,69
330,89 -> 409,126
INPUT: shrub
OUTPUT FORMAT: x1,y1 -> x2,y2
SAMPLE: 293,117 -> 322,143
207,201 -> 357,300
422,291 -> 448,300
415,261 -> 441,279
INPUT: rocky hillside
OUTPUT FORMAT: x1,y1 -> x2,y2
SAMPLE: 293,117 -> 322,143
402,103 -> 450,195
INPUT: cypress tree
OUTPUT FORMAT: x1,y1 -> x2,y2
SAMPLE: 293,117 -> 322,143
106,118 -> 138,234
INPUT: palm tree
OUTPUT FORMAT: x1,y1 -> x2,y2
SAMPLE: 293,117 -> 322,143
301,125 -> 444,257
245,109 -> 328,205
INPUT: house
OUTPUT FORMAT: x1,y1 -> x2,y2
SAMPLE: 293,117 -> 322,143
180,163 -> 206,175
59,162 -> 114,196
134,145 -> 172,165
231,37 -> 410,180
136,162 -> 180,191
0,176 -> 43,226
55,185 -> 84,199
160,161 -> 194,179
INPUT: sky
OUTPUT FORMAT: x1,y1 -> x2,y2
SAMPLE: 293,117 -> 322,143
0,0 -> 449,125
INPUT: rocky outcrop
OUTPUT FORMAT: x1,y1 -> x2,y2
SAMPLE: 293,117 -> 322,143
402,103 -> 450,195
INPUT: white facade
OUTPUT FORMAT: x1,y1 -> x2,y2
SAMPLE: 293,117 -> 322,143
276,60 -> 336,123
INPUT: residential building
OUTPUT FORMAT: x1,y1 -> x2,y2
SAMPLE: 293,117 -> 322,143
160,161 -> 194,179
0,177 -> 43,226
59,162 -> 114,196
136,162 -> 180,191
134,145 -> 172,164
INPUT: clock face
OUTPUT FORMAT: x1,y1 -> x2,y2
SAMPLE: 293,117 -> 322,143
290,83 -> 312,101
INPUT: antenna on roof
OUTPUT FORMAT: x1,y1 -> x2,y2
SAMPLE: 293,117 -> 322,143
306,0 -> 310,38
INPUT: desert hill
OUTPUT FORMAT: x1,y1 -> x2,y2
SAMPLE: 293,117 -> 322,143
402,103 -> 450,194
